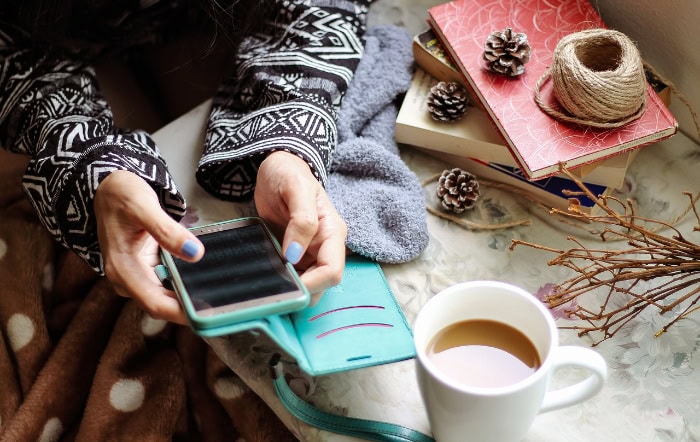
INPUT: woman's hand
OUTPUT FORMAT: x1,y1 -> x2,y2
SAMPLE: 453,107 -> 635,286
94,170 -> 204,324
254,151 -> 347,295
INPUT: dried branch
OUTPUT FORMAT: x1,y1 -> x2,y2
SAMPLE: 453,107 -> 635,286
510,166 -> 700,345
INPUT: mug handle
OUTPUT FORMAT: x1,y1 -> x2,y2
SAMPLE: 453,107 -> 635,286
539,345 -> 608,414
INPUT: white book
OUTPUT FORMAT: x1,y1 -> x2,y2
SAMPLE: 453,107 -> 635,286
396,69 -> 634,189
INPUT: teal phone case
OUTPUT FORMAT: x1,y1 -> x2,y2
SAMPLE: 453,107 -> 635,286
191,255 -> 417,376
159,218 -> 310,330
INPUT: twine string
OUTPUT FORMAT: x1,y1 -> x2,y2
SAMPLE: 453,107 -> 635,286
643,61 -> 700,142
422,173 -> 533,230
422,168 -> 699,237
534,29 -> 647,128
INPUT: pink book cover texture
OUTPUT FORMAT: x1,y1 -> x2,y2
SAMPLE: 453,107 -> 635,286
428,0 -> 677,180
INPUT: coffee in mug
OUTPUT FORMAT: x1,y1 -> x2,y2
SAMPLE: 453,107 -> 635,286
414,281 -> 607,442
426,319 -> 541,388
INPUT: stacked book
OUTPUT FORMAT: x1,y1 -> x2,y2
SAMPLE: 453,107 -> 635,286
396,0 -> 676,215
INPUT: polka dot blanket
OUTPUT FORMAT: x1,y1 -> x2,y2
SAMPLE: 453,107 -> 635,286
0,151 -> 294,441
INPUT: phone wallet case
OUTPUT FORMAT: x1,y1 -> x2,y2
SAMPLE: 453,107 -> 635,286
188,255 -> 417,376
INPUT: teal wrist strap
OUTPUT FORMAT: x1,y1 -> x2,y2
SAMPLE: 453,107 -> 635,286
270,355 -> 435,442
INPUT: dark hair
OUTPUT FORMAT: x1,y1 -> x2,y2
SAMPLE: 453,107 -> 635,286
202,0 -> 272,45
3,0 -> 111,42
1,0 -> 270,50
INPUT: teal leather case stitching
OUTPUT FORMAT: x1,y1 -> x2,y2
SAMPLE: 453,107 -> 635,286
158,255 -> 416,376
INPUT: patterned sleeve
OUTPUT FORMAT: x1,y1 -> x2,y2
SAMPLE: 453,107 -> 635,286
0,24 -> 186,273
196,0 -> 372,200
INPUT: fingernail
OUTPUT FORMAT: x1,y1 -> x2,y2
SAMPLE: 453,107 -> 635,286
285,241 -> 303,265
182,240 -> 200,258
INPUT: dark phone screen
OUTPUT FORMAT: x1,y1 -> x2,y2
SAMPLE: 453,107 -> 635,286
173,223 -> 299,311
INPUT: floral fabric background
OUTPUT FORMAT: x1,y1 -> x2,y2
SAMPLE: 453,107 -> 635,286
156,99 -> 700,440
153,1 -> 700,439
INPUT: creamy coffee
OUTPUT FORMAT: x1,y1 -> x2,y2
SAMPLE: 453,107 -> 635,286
426,319 -> 541,388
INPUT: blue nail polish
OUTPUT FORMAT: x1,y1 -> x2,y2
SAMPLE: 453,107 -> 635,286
285,241 -> 303,265
182,240 -> 200,258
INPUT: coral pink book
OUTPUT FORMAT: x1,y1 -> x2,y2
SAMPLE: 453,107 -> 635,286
427,0 -> 678,180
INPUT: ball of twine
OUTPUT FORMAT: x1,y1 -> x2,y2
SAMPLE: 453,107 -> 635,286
534,29 -> 647,128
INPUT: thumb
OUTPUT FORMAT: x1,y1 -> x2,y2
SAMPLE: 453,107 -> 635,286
281,189 -> 320,266
135,203 -> 204,262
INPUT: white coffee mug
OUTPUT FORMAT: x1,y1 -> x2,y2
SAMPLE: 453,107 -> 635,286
414,281 -> 607,442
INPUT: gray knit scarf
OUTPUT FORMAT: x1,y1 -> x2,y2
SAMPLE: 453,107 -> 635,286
328,25 -> 429,263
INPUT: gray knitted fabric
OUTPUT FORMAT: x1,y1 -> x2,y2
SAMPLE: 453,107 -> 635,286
328,25 -> 429,263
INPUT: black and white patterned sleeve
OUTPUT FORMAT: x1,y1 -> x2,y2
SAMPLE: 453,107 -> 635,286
0,25 -> 186,273
196,0 -> 372,200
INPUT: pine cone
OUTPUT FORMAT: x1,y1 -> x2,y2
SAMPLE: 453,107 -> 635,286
427,81 -> 470,122
483,28 -> 532,76
436,168 -> 480,213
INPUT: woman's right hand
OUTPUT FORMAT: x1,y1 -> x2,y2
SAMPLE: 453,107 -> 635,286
94,170 -> 204,325
254,151 -> 348,296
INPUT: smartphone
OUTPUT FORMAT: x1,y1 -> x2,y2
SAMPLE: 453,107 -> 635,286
159,217 -> 310,330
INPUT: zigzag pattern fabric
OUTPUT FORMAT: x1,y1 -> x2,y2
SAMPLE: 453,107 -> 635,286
197,0 -> 370,200
0,26 -> 185,273
0,0 -> 370,273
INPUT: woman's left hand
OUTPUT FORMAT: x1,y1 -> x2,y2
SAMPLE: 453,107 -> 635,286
94,170 -> 204,325
254,151 -> 347,295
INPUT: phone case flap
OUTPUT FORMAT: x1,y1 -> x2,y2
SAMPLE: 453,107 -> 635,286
194,256 -> 416,376
196,315 -> 304,361
287,255 -> 416,375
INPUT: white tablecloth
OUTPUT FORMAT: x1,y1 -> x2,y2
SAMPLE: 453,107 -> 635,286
153,98 -> 700,441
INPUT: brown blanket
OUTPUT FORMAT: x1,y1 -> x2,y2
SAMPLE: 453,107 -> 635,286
0,152 -> 295,441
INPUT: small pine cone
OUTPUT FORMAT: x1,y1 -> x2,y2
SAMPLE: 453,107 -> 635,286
436,168 -> 480,213
427,81 -> 469,122
483,28 -> 532,76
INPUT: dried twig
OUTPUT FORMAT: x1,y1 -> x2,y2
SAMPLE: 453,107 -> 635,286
510,165 -> 700,345
422,173 -> 533,230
